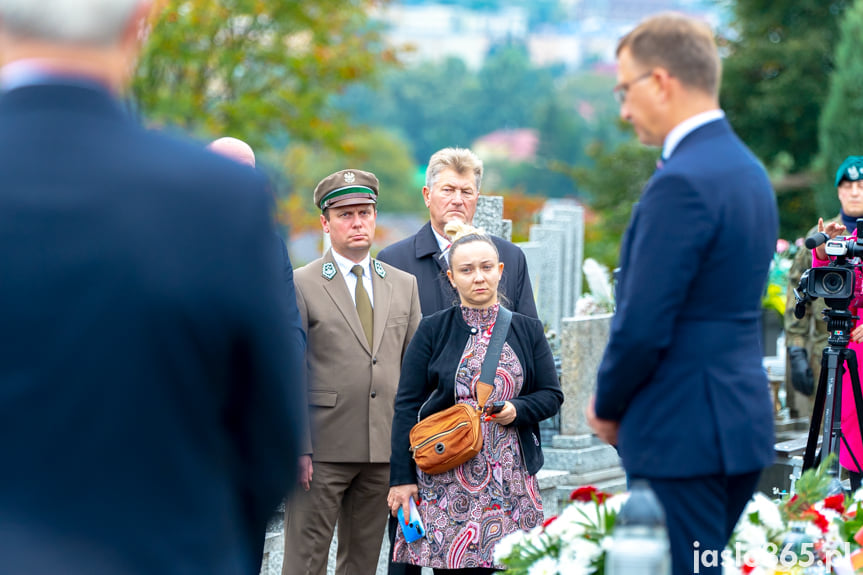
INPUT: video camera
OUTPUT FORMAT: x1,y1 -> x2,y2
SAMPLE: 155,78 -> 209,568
794,219 -> 863,316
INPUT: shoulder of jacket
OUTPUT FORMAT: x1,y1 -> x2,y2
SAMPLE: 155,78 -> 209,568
423,306 -> 460,326
491,235 -> 526,262
294,257 -> 327,279
373,258 -> 412,280
509,311 -> 542,333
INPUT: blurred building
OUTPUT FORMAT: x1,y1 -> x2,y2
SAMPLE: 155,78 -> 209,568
375,1 -> 724,71
473,129 -> 539,163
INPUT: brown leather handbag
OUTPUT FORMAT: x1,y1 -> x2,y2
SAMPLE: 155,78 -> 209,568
408,307 -> 512,475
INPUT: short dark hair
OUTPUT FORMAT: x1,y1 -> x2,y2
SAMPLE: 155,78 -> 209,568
617,12 -> 720,97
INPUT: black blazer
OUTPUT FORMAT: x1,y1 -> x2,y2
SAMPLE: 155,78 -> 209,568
0,83 -> 305,575
377,221 -> 538,318
389,306 -> 563,485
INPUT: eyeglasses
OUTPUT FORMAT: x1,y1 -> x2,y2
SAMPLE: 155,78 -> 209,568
612,71 -> 653,105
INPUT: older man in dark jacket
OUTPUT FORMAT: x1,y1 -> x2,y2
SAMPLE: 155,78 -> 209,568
377,147 -> 537,319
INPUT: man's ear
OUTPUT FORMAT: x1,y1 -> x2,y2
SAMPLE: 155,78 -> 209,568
422,186 -> 431,208
122,1 -> 154,48
653,67 -> 676,104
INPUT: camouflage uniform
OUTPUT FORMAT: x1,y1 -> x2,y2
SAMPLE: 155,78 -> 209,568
784,217 -> 841,419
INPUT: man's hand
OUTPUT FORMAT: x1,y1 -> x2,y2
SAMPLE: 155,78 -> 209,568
585,395 -> 619,445
388,484 -> 419,522
787,346 -> 814,396
297,455 -> 313,491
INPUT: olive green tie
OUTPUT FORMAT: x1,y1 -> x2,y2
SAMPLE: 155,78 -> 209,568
352,264 -> 373,346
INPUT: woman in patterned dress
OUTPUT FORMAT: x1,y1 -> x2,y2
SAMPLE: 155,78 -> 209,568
388,222 -> 563,574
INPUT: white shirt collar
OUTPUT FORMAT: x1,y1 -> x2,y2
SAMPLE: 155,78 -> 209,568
431,226 -> 451,253
662,109 -> 725,160
1,59 -> 108,92
331,249 -> 371,279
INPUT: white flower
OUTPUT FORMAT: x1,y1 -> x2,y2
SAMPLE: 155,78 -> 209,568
746,492 -> 784,533
603,492 -> 629,514
565,536 -> 602,570
555,502 -> 591,534
528,556 -> 560,575
743,545 -> 778,571
734,522 -> 769,548
583,258 -> 613,304
575,294 -> 610,316
494,530 -> 526,562
544,511 -> 585,541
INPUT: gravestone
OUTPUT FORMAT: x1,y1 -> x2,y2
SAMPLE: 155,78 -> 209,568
540,201 -> 584,316
517,200 -> 585,335
474,195 -> 512,241
527,225 -> 565,333
518,241 -> 543,308
559,314 -> 612,436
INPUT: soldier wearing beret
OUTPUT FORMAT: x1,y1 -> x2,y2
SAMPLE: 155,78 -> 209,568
785,157 -> 863,420
282,169 -> 422,575
802,155 -> 863,491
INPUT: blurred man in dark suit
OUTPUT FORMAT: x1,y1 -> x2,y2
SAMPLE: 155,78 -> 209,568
208,135 -> 304,323
586,12 -> 777,575
0,3 -> 304,574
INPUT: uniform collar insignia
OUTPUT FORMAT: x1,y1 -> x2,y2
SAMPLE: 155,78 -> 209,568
322,261 -> 337,280
373,260 -> 386,279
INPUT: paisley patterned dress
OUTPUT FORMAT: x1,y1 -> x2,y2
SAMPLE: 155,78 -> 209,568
393,304 -> 544,569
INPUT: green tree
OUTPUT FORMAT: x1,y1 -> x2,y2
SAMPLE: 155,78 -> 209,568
279,128 -> 422,236
339,41 -> 556,165
134,0 -> 394,150
720,0 -> 847,172
340,57 -> 481,163
476,41 -> 555,135
817,0 -> 863,216
571,136 -> 659,268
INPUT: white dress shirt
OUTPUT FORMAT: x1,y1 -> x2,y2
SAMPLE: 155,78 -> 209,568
662,109 -> 725,160
331,249 -> 374,307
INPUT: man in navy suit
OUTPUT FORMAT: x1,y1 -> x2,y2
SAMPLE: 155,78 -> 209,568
0,2 -> 304,574
377,147 -> 537,319
586,13 -> 777,575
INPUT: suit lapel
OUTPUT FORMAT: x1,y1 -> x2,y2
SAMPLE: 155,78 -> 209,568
416,222 -> 455,307
370,260 -> 392,356
320,249 -> 371,354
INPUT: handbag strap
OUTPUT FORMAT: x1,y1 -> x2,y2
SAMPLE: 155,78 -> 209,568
475,306 -> 512,408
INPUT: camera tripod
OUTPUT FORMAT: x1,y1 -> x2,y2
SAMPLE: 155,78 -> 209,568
802,309 -> 863,476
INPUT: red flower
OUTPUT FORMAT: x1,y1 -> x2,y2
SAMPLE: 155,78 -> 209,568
570,486 -> 596,502
569,485 -> 610,504
824,494 -> 846,514
802,508 -> 830,533
741,563 -> 755,575
542,515 -> 558,529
